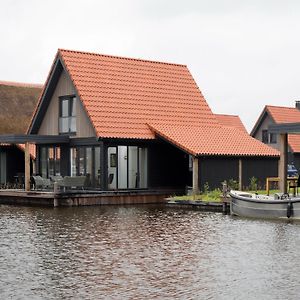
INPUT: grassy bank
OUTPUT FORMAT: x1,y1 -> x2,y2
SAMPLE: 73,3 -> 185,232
172,189 -> 280,202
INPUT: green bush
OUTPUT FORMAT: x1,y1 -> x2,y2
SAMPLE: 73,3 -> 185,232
228,178 -> 239,190
248,176 -> 258,191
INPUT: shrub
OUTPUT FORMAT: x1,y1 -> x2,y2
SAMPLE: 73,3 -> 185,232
248,176 -> 258,191
228,178 -> 239,190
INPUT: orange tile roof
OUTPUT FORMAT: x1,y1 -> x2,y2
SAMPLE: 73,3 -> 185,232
215,114 -> 247,133
148,123 -> 279,157
59,49 -> 218,139
266,105 -> 300,152
30,49 -> 279,157
266,105 -> 300,124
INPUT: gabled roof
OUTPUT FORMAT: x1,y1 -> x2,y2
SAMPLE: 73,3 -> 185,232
29,49 -> 279,157
266,105 -> 300,123
215,114 -> 247,133
59,49 -> 218,139
251,105 -> 300,152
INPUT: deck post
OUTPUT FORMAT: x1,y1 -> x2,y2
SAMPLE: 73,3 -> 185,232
238,158 -> 243,190
279,133 -> 288,193
192,156 -> 199,195
25,142 -> 30,191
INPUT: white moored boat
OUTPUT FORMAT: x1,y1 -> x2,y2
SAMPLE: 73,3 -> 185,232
229,190 -> 300,220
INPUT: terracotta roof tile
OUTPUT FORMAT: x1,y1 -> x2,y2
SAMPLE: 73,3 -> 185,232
288,135 -> 300,153
267,105 -> 300,124
31,49 -> 279,157
266,105 -> 300,152
215,114 -> 247,133
59,49 -> 218,139
148,123 -> 279,157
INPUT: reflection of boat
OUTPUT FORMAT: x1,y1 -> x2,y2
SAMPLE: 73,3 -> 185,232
229,190 -> 300,220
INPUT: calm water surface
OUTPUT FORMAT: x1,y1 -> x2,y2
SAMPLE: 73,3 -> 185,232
0,204 -> 300,299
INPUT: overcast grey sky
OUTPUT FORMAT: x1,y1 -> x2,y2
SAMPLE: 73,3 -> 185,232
1,0 -> 300,131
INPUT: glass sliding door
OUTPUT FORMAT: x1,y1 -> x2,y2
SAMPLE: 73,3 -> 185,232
107,145 -> 148,190
69,146 -> 101,188
39,146 -> 61,178
94,147 -> 101,188
118,146 -> 128,189
70,148 -> 77,177
128,146 -> 138,188
108,147 -> 117,189
139,148 -> 148,188
40,147 -> 48,178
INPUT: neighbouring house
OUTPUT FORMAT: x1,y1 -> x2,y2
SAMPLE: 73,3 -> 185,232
0,81 -> 42,185
16,48 -> 279,192
251,102 -> 300,170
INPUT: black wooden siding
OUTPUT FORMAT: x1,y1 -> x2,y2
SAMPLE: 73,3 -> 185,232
199,157 -> 239,190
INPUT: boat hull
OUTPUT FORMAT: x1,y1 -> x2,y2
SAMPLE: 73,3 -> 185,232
230,192 -> 300,220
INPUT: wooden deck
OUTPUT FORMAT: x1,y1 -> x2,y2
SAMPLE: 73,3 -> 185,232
0,189 -> 180,207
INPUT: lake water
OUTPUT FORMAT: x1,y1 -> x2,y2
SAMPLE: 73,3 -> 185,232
1,204 -> 300,300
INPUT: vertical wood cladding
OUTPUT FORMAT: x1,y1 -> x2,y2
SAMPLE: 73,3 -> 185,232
38,70 -> 95,137
242,157 -> 278,189
199,156 -> 278,190
199,157 -> 239,190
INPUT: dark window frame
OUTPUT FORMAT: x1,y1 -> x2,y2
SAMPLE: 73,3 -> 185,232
262,130 -> 268,144
59,95 -> 76,135
269,133 -> 277,144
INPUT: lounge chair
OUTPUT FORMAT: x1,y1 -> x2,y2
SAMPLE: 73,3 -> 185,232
32,176 -> 52,190
57,176 -> 86,191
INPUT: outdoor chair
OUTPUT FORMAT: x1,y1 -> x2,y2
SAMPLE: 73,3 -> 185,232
288,176 -> 300,196
57,176 -> 86,191
32,175 -> 52,190
50,175 -> 63,183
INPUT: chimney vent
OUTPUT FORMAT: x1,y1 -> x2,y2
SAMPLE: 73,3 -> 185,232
296,101 -> 300,110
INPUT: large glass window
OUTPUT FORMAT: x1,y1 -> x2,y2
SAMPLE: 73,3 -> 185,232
129,146 -> 138,188
118,146 -> 128,189
39,146 -> 61,177
108,146 -> 148,190
70,146 -> 100,188
59,96 -> 76,134
108,147 -> 117,189
139,148 -> 148,188
94,147 -> 101,188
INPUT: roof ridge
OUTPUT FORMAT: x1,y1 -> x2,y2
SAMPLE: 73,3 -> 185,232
215,113 -> 239,117
58,48 -> 187,68
0,80 -> 43,89
266,104 -> 298,110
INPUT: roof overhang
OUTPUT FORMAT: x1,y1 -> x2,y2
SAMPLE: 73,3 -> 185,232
268,122 -> 300,134
0,134 -> 70,144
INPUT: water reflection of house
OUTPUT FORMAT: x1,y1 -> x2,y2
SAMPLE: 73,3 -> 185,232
18,48 -> 278,193
0,81 -> 41,185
